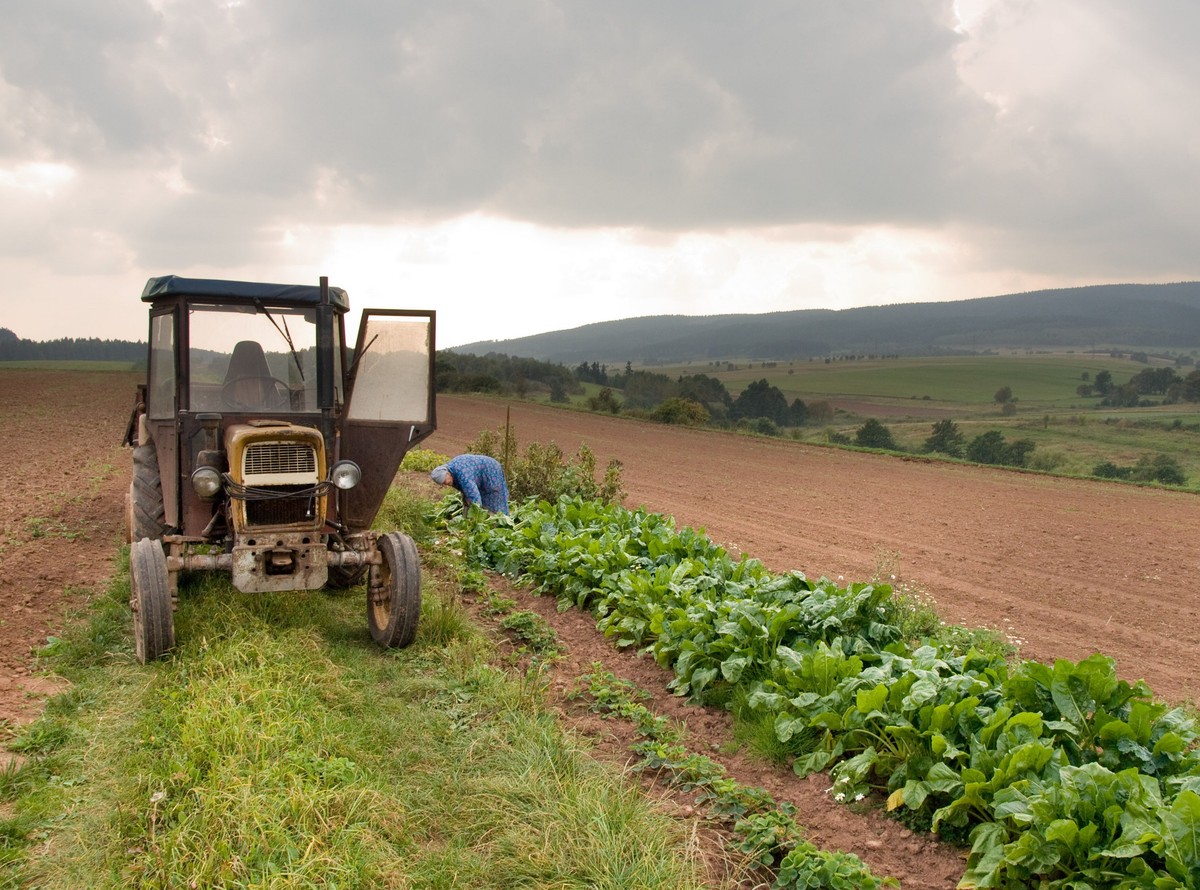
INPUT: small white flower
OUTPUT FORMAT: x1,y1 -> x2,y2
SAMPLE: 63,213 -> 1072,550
855,793 -> 865,802
834,792 -> 846,802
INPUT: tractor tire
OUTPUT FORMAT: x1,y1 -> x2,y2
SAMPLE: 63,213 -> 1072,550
367,532 -> 421,648
130,443 -> 167,543
130,537 -> 175,663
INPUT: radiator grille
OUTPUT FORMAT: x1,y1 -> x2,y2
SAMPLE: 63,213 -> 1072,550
245,485 -> 316,526
244,442 -> 317,477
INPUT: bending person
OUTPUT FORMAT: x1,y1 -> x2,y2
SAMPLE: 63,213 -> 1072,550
431,454 -> 510,514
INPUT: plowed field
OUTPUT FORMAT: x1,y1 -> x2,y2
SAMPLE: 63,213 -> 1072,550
428,395 -> 1200,705
6,376 -> 1199,888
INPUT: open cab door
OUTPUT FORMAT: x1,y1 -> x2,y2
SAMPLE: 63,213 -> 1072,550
339,309 -> 436,530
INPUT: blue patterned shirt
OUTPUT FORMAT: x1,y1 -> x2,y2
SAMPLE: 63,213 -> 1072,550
446,454 -> 509,513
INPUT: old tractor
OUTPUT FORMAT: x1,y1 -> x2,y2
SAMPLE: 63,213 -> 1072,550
122,275 -> 436,662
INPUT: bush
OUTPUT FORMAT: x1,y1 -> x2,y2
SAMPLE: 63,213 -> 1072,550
751,417 -> 780,436
400,448 -> 450,472
587,388 -> 621,414
923,419 -> 964,457
651,397 -> 709,426
1131,454 -> 1186,486
966,430 -> 1035,467
467,428 -> 624,504
854,418 -> 896,450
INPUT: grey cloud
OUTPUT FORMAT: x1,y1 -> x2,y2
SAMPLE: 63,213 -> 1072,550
1,0 -> 1197,282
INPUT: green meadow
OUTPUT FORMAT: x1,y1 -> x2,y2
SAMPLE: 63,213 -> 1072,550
647,353 -> 1200,488
661,353 -> 1143,410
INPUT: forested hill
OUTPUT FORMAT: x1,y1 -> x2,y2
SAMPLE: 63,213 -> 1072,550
454,282 -> 1200,362
0,327 -> 144,362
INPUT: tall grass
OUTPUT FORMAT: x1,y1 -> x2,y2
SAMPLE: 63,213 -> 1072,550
3,486 -> 709,889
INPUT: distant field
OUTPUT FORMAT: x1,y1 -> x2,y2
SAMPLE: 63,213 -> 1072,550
655,353 -> 1156,412
617,353 -> 1200,490
0,360 -> 140,372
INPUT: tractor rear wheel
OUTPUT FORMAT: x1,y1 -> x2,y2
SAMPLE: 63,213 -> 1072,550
131,537 -> 174,663
367,532 -> 421,648
130,443 -> 167,543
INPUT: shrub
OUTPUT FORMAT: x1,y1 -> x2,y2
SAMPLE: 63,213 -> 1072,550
966,430 -> 1035,467
1131,454 -> 1186,486
922,419 -> 964,457
400,448 -> 450,472
651,397 -> 709,426
587,387 -> 621,414
854,418 -> 896,450
751,417 -> 780,436
468,427 -> 624,504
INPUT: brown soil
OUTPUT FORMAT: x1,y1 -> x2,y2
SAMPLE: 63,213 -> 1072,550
5,377 -> 1200,889
0,369 -> 138,733
427,395 -> 1200,705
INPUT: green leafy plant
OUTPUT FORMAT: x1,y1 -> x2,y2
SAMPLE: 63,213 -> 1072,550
443,494 -> 1200,888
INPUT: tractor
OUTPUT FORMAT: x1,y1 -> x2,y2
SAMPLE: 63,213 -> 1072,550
122,274 -> 435,662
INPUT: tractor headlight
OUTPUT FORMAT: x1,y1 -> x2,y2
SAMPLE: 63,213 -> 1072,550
191,465 -> 223,499
330,460 -> 362,491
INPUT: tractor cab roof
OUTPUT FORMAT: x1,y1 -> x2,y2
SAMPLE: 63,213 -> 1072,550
141,275 -> 350,311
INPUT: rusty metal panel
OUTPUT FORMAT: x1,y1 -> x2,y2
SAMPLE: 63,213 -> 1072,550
230,533 -> 329,592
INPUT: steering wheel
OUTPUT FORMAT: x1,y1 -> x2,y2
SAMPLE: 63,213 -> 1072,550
221,376 -> 291,411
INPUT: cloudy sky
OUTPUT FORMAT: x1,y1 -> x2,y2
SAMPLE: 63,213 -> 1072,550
1,0 -> 1196,348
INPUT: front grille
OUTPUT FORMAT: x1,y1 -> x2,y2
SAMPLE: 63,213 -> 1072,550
244,442 -> 317,478
244,485 -> 317,526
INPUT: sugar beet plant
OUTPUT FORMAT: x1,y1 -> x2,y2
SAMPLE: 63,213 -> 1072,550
449,496 -> 1200,889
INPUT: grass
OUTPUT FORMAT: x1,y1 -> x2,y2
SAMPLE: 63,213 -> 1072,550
2,487 -> 710,890
639,353 -> 1200,489
661,354 -> 1141,409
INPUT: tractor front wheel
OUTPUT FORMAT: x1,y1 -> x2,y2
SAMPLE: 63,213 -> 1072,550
367,532 -> 421,648
131,537 -> 175,663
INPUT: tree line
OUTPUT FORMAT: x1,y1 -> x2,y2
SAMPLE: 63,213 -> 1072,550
0,328 -> 145,363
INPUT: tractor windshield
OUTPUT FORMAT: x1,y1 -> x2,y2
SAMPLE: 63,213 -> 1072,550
187,303 -> 334,413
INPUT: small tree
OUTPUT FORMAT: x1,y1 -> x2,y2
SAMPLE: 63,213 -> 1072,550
994,385 -> 1013,405
855,418 -> 897,450
923,419 -> 965,457
587,388 -> 621,414
966,430 -> 1008,464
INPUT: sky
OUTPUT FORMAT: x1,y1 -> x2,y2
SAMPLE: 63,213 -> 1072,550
1,0 -> 1197,349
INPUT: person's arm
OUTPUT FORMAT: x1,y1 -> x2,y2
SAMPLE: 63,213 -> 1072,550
457,471 -> 483,507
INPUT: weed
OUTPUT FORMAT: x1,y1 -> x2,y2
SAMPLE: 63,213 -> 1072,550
498,610 -> 561,657
399,447 -> 450,472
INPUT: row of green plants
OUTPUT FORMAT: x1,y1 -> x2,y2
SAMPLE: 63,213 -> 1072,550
449,495 -> 1200,889
467,567 -> 896,888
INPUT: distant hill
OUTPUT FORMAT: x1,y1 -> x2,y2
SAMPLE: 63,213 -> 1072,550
454,282 -> 1200,363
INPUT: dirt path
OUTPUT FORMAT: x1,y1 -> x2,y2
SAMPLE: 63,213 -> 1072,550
428,395 -> 1200,705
